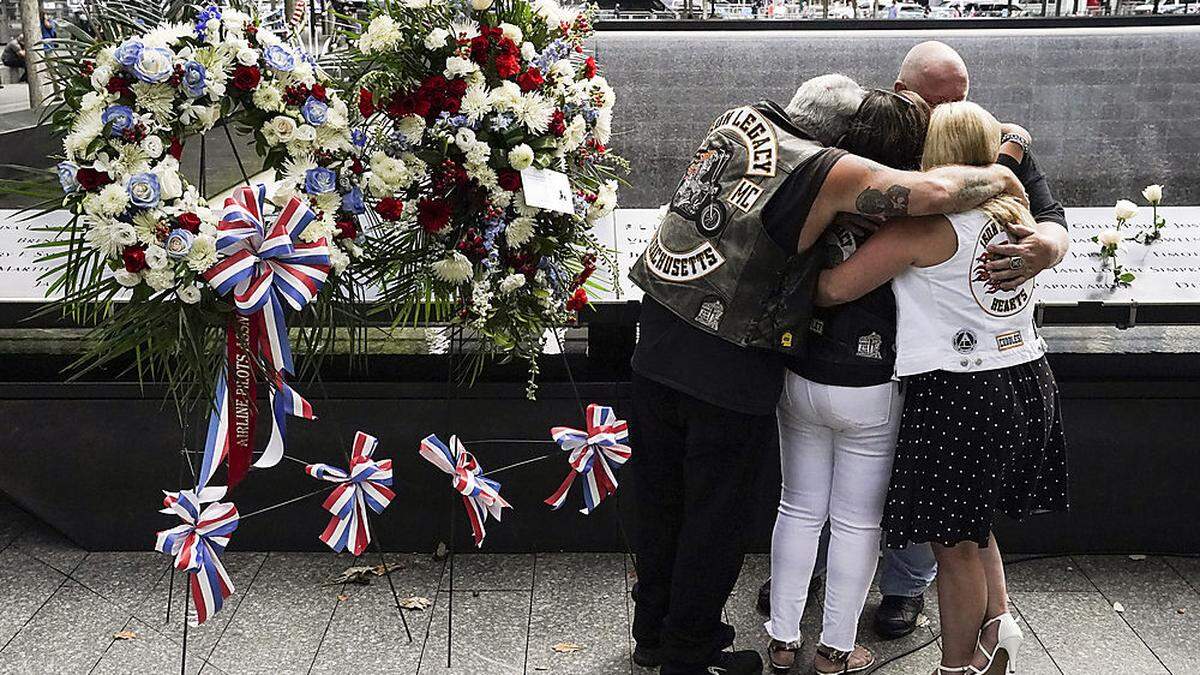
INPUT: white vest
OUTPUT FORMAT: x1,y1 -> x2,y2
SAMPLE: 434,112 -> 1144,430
892,209 -> 1045,377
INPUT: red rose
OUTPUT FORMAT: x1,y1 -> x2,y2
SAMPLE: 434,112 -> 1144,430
231,65 -> 261,91
386,93 -> 413,119
516,69 -> 544,92
549,109 -> 566,137
177,213 -> 201,233
584,56 -> 597,79
495,54 -> 521,80
168,137 -> 184,160
334,218 -> 358,240
105,75 -> 131,96
375,197 -> 405,221
358,89 -> 375,118
417,199 -> 452,234
441,96 -> 461,115
311,83 -> 327,101
469,35 -> 491,64
350,157 -> 365,175
412,96 -> 432,119
497,169 -> 522,192
566,287 -> 589,312
75,167 -> 112,191
122,246 -> 147,273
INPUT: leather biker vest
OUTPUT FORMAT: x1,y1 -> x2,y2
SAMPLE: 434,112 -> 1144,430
628,100 -> 827,353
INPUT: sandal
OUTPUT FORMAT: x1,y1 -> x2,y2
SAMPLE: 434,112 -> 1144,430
814,643 -> 875,674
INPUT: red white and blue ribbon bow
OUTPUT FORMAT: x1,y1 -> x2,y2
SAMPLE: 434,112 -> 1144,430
198,184 -> 328,490
154,488 -> 239,626
305,431 -> 395,556
418,435 -> 511,547
545,404 -> 631,514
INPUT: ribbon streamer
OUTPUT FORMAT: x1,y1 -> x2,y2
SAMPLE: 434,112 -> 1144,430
199,184 -> 328,490
154,488 -> 239,626
305,431 -> 395,556
419,435 -> 511,547
545,404 -> 631,514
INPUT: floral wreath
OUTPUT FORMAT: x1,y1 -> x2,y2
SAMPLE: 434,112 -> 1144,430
350,0 -> 626,394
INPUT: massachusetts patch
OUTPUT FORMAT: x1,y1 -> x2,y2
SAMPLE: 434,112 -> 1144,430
952,329 -> 978,354
642,233 -> 726,282
696,296 -> 726,331
995,330 -> 1024,351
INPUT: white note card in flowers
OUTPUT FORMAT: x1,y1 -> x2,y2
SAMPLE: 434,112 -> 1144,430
520,168 -> 574,215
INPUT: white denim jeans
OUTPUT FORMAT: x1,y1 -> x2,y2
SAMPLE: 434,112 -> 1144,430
764,372 -> 903,651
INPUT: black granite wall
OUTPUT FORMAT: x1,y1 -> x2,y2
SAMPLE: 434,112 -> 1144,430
595,26 -> 1200,208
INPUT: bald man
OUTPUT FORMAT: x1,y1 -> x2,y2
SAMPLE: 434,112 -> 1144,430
871,40 -> 1069,640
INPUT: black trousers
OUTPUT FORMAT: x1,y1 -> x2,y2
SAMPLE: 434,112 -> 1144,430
629,374 -> 774,672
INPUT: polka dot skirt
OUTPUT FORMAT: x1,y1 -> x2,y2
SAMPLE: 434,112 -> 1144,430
882,356 -> 1069,549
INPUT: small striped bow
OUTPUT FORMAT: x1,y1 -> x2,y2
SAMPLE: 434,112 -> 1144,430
305,431 -> 395,556
419,434 -> 511,547
154,488 -> 239,626
545,404 -> 631,514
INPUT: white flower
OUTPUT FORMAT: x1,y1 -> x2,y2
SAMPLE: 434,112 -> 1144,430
461,83 -> 492,123
489,81 -> 523,111
499,23 -> 523,43
187,234 -> 217,272
397,115 -> 426,144
521,42 -> 537,61
85,217 -> 138,258
589,180 -> 619,221
143,267 -> 176,291
194,106 -> 221,130
114,269 -> 142,287
64,109 -> 104,160
1114,199 -> 1139,222
449,18 -> 481,41
223,9 -> 249,35
432,252 -> 473,284
79,92 -> 108,113
177,284 -> 202,304
252,84 -> 286,113
360,15 -> 402,54
236,47 -> 260,67
155,159 -> 184,201
561,115 -> 587,153
329,247 -> 350,275
499,273 -> 526,294
516,93 -> 554,134
1098,229 -> 1122,247
265,115 -> 298,145
593,109 -> 612,145
424,27 -> 450,50
92,184 -> 132,217
294,125 -> 317,143
507,144 -> 535,171
549,59 -> 575,81
371,151 -> 410,188
144,244 -> 169,270
444,56 -> 479,79
471,0 -> 494,10
506,216 -> 535,246
467,143 -> 491,165
455,127 -> 477,152
141,135 -> 165,159
1142,184 -> 1163,205
90,65 -> 113,92
291,61 -> 316,87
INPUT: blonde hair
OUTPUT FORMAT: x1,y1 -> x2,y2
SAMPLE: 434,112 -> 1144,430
922,101 -> 1033,230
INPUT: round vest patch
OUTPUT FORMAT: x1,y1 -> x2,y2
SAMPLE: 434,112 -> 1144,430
970,219 -> 1034,317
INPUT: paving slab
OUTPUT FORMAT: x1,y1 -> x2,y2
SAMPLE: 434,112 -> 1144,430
0,547 -> 66,648
1074,555 -> 1195,603
309,553 -> 444,675
1006,603 -> 1064,675
1011,590 -> 1169,674
525,553 -> 631,675
725,554 -> 823,669
69,552 -> 170,615
441,553 -> 534,592
7,523 -> 86,575
200,553 -> 347,675
0,580 -> 128,673
418,591 -> 532,675
1166,556 -> 1200,593
0,499 -> 32,552
1004,555 -> 1096,592
91,617 -> 227,675
129,551 -> 267,673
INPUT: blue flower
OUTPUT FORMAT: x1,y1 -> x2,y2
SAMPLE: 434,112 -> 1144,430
304,167 -> 337,195
56,161 -> 80,193
301,96 -> 329,127
114,38 -> 143,67
263,44 -> 296,72
341,186 -> 365,214
165,229 -> 195,258
125,172 -> 161,209
132,47 -> 175,84
194,6 -> 221,38
182,61 -> 207,98
350,128 -> 367,148
102,105 -> 135,136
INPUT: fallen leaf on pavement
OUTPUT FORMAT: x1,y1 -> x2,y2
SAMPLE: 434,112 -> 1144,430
373,561 -> 403,576
399,596 -> 433,611
113,630 -> 137,640
337,593 -> 349,602
915,614 -> 931,628
552,642 -> 586,653
1113,602 -> 1125,613
1128,554 -> 1147,561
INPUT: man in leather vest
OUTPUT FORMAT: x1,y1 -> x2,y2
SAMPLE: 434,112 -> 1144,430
626,74 -> 1026,675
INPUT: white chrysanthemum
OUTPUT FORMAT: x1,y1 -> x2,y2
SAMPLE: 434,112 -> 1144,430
64,109 -> 104,160
499,272 -> 526,294
132,210 -> 163,245
449,18 -> 481,40
593,108 -> 612,145
367,174 -> 391,198
300,217 -> 335,244
521,42 -> 537,61
252,84 -> 286,113
489,81 -> 523,111
466,143 -> 491,165
588,180 -> 619,222
591,76 -> 616,110
142,22 -> 192,48
290,61 -> 317,87
79,91 -> 109,113
360,15 -> 402,54
517,93 -> 554,134
549,59 -> 575,81
432,252 -> 473,285
314,192 -> 342,217
371,151 -> 411,189
95,46 -> 118,69
396,115 -> 426,145
84,216 -> 137,258
187,234 -> 218,272
467,161 -> 497,190
461,83 -> 491,123
143,267 -> 176,292
491,190 -> 513,209
424,27 -> 450,50
560,115 -> 587,154
444,56 -> 479,80
329,246 -> 350,275
507,144 -> 534,171
86,184 -> 132,217
255,27 -> 282,47
278,154 -> 318,192
506,216 -> 536,246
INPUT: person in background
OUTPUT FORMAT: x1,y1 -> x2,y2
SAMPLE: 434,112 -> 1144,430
764,89 -> 931,675
41,14 -> 57,52
814,100 -> 1069,675
2,34 -> 27,83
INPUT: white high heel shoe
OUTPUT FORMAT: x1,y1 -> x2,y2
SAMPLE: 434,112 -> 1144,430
970,612 -> 1024,675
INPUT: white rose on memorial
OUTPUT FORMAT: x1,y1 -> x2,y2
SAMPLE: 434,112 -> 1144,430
236,48 -> 260,67
1097,229 -> 1122,247
1142,184 -> 1163,205
507,144 -> 534,171
1114,199 -> 1139,222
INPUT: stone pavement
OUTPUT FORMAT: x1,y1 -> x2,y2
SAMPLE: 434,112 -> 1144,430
1,497 -> 1196,674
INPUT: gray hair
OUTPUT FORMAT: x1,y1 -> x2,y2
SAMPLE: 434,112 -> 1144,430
784,74 -> 866,146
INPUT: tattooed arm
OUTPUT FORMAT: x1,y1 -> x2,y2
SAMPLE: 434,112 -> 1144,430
797,154 -> 1024,252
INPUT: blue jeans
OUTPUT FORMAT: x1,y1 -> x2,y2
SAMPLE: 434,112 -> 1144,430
879,544 -> 937,597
